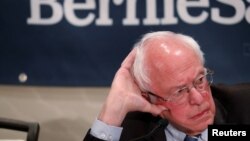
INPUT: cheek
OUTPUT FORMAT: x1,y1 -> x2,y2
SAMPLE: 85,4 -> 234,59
161,103 -> 190,122
207,94 -> 216,114
204,91 -> 216,110
171,105 -> 189,117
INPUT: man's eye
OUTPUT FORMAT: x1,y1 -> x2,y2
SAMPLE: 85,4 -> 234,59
196,76 -> 205,84
176,88 -> 188,96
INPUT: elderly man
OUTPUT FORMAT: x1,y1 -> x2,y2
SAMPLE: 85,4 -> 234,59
83,31 -> 250,141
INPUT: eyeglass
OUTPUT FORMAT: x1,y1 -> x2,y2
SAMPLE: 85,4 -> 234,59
147,68 -> 214,105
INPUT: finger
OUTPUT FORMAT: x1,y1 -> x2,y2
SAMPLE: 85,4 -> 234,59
141,92 -> 150,101
121,48 -> 136,69
144,104 -> 168,116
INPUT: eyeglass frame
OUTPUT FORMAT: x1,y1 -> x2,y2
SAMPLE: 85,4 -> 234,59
146,68 -> 214,104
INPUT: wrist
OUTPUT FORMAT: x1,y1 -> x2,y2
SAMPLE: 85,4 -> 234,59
98,102 -> 127,126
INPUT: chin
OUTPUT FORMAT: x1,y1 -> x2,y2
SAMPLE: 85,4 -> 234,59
193,117 -> 214,132
186,114 -> 214,133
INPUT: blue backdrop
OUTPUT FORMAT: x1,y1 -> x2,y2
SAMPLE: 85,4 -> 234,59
0,0 -> 250,86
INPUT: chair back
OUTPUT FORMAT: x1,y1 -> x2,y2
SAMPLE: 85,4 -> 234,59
0,117 -> 40,141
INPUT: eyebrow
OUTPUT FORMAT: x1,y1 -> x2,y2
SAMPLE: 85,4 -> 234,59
168,69 -> 206,91
148,68 -> 207,99
148,92 -> 165,99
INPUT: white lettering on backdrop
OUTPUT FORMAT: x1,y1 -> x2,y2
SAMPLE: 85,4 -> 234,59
27,0 -> 250,26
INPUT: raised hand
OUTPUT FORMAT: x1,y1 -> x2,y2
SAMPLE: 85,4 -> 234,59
98,48 -> 167,126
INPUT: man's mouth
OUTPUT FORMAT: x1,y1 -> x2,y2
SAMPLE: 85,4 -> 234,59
190,108 -> 210,120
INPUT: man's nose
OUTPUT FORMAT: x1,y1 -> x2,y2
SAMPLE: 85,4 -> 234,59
188,87 -> 204,105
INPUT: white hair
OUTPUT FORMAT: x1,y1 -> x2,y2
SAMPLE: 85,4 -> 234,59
132,31 -> 205,92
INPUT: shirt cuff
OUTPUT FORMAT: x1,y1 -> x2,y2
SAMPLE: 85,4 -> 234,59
90,119 -> 123,141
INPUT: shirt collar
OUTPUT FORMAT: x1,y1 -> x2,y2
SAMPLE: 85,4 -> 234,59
166,124 -> 208,141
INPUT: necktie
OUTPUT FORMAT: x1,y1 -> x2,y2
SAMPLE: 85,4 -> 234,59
184,135 -> 199,141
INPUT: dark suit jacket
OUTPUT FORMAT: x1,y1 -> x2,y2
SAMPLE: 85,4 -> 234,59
83,83 -> 250,141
